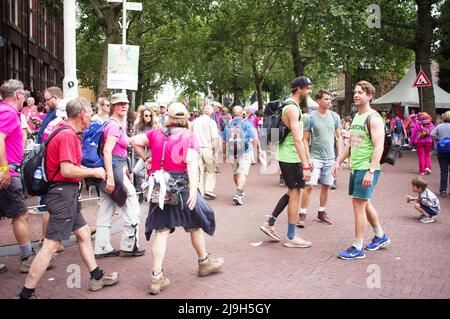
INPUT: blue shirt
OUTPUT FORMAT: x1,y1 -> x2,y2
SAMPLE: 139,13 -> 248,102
37,110 -> 57,144
223,118 -> 258,154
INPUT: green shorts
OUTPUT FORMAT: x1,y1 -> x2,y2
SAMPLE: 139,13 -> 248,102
348,170 -> 380,200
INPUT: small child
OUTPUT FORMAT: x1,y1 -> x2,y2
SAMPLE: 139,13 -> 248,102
405,177 -> 440,224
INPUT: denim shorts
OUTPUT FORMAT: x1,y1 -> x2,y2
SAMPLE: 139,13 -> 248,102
348,170 -> 380,200
420,203 -> 438,217
306,158 -> 335,186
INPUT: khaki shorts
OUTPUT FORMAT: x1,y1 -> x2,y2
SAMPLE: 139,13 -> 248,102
232,153 -> 251,176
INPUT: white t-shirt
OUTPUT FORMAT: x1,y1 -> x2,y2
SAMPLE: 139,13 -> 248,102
192,115 -> 219,148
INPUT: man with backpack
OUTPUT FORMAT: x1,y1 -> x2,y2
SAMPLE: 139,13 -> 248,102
0,79 -> 36,274
390,114 -> 407,146
17,97 -> 119,299
333,81 -> 390,260
299,90 -> 341,227
223,106 -> 257,205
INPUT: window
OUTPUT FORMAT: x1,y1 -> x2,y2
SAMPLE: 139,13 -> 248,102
29,58 -> 35,92
10,46 -> 21,79
44,6 -> 48,47
29,0 -> 35,39
53,70 -> 57,86
9,0 -> 19,27
42,63 -> 49,89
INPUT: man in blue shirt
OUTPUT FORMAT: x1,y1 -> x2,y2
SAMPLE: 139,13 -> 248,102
223,106 -> 257,205
37,87 -> 62,144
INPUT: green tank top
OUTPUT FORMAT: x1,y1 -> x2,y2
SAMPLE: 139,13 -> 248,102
276,98 -> 303,163
350,109 -> 382,171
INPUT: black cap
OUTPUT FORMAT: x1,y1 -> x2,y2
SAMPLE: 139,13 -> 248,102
291,76 -> 312,89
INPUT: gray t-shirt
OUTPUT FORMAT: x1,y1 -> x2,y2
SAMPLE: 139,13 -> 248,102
419,188 -> 440,213
430,123 -> 450,139
304,110 -> 341,160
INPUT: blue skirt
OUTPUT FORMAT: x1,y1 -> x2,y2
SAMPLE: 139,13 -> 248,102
144,174 -> 216,240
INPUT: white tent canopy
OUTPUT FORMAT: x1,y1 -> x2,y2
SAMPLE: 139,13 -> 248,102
372,65 -> 450,109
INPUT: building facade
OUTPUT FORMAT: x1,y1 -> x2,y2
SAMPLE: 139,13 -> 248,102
0,0 -> 64,101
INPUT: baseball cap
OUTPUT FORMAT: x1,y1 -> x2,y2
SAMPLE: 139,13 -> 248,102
291,76 -> 312,89
168,102 -> 188,119
110,92 -> 129,105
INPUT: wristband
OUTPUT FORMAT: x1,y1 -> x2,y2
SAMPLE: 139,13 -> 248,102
303,167 -> 311,171
0,166 -> 9,171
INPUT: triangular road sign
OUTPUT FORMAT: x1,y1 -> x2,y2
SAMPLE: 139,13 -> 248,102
413,69 -> 432,87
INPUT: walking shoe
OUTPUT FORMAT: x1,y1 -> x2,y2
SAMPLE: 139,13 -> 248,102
420,216 -> 435,224
233,194 -> 243,205
88,271 -> 120,291
198,255 -> 224,277
338,246 -> 366,260
0,264 -> 7,273
95,249 -> 120,259
296,213 -> 306,228
119,247 -> 146,257
283,236 -> 312,248
204,192 -> 217,199
330,180 -> 337,189
365,234 -> 390,251
439,191 -> 447,198
425,168 -> 431,175
259,222 -> 281,241
316,211 -> 333,225
148,272 -> 170,295
19,250 -> 56,273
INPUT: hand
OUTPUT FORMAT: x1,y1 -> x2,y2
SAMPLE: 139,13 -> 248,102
0,170 -> 11,190
187,188 -> 197,210
332,162 -> 341,179
145,157 -> 152,170
362,171 -> 374,188
105,176 -> 115,194
308,159 -> 314,170
303,167 -> 311,182
405,195 -> 412,203
92,167 -> 106,180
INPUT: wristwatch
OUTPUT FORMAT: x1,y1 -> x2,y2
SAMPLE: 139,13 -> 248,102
368,168 -> 376,174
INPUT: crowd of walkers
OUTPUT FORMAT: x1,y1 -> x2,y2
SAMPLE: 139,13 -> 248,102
0,74 -> 448,298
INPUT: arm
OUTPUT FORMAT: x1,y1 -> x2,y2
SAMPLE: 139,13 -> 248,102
186,148 -> 199,210
335,128 -> 342,159
103,135 -> 118,193
0,133 -> 11,189
60,161 -> 106,180
302,131 -> 312,167
130,133 -> 150,160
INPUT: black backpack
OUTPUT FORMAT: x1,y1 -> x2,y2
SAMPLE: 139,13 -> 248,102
21,126 -> 70,196
263,100 -> 300,145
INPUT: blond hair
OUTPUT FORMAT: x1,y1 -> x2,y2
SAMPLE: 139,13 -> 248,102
442,111 -> 450,123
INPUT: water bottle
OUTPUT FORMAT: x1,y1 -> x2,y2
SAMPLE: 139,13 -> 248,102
31,166 -> 45,194
34,166 -> 43,180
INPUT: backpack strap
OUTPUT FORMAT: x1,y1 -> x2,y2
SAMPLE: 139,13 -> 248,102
364,112 -> 383,141
161,128 -> 171,170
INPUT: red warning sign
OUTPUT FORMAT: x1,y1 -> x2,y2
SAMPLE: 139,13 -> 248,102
413,70 -> 432,88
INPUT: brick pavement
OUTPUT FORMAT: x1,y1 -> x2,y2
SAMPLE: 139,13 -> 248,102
0,152 -> 449,299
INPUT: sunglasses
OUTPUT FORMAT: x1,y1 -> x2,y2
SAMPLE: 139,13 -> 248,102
144,114 -> 152,118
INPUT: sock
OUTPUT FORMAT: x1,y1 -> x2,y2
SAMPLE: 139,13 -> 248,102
319,207 -> 326,212
269,194 -> 289,226
373,226 -> 384,238
287,224 -> 296,240
352,238 -> 364,251
300,208 -> 307,215
90,267 -> 104,280
19,243 -> 33,259
19,286 -> 35,299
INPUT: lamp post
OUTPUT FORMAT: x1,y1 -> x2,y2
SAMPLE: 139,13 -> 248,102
63,0 -> 78,100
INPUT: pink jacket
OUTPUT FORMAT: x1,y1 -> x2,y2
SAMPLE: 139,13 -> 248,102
410,120 -> 434,145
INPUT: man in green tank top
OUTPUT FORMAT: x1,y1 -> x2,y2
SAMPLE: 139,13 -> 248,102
333,81 -> 390,260
259,76 -> 312,248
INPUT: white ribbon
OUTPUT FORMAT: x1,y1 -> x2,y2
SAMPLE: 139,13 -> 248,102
146,170 -> 170,210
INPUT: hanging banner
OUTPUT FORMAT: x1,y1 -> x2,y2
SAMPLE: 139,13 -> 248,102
107,44 -> 140,91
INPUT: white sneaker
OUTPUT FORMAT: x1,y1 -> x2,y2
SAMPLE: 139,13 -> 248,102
283,236 -> 312,248
425,168 -> 431,175
420,216 -> 435,224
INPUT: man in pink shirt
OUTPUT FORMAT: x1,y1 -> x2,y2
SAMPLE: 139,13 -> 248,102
0,79 -> 39,274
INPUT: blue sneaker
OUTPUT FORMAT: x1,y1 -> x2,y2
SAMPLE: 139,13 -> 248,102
365,234 -> 390,251
338,246 -> 366,260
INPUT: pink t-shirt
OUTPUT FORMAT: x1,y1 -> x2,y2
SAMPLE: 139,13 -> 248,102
146,128 -> 199,173
0,102 -> 24,177
103,118 -> 128,158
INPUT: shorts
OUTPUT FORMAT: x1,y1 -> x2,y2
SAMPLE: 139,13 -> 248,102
0,176 -> 28,219
156,227 -> 198,233
348,170 -> 380,200
232,153 -> 251,176
419,203 -> 438,217
306,158 -> 335,186
392,133 -> 402,144
279,161 -> 305,189
45,183 -> 86,241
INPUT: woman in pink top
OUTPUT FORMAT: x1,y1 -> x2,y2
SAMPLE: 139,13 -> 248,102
410,112 -> 435,175
131,102 -> 224,296
94,93 -> 145,259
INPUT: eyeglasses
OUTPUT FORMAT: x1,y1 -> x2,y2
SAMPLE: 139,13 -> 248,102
44,96 -> 55,103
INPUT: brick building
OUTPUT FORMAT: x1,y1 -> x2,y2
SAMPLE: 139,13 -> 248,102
0,0 -> 64,101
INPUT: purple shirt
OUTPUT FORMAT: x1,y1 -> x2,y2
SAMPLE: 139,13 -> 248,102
0,102 -> 24,177
103,118 -> 128,158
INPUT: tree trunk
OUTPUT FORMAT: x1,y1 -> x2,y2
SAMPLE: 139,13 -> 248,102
344,69 -> 353,115
255,80 -> 264,111
415,0 -> 436,119
291,33 -> 303,77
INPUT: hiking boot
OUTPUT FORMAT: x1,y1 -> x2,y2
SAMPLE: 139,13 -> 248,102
88,271 -> 120,291
259,222 -> 281,241
283,236 -> 312,248
119,247 -> 146,257
316,211 -> 333,225
0,264 -> 7,273
296,213 -> 306,228
20,250 -> 55,273
198,255 -> 224,277
95,249 -> 120,259
148,272 -> 170,295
